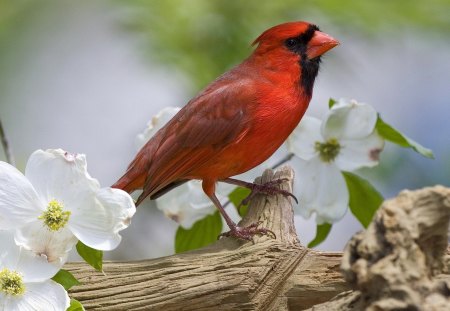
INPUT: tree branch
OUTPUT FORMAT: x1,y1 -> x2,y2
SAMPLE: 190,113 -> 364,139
312,186 -> 450,310
66,167 -> 450,310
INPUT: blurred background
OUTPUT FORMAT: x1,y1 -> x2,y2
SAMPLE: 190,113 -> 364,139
0,0 -> 449,260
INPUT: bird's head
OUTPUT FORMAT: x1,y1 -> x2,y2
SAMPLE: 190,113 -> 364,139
252,21 -> 339,96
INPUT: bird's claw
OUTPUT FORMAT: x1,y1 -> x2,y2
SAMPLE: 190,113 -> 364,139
240,178 -> 298,207
218,221 -> 276,241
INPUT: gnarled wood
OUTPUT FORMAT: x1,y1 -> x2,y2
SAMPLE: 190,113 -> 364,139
311,186 -> 450,310
66,167 -> 450,310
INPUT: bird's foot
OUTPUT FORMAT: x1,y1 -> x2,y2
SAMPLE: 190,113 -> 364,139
218,221 -> 276,241
239,178 -> 298,207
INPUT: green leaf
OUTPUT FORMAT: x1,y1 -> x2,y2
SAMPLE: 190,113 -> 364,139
328,98 -> 337,108
343,172 -> 383,228
175,211 -> 222,253
67,299 -> 85,311
376,116 -> 434,158
228,186 -> 251,217
308,223 -> 332,248
76,241 -> 103,272
52,269 -> 81,291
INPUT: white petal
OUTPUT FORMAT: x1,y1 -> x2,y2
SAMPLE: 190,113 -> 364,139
156,181 -> 216,229
5,280 -> 69,311
0,230 -> 58,284
335,131 -> 385,171
25,149 -> 101,206
293,157 -> 322,219
0,293 -> 5,310
322,100 -> 378,140
295,157 -> 349,223
15,222 -> 77,269
0,162 -> 42,229
136,107 -> 181,149
0,231 -> 21,269
16,248 -> 60,283
286,116 -> 322,161
69,188 -> 136,250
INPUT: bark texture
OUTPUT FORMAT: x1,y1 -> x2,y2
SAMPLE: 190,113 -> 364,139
311,186 -> 450,310
66,167 -> 450,310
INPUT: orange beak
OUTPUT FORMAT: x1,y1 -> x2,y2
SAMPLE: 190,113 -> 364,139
306,31 -> 339,59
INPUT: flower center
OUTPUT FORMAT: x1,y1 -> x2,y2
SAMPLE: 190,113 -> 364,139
315,138 -> 341,163
39,199 -> 71,231
0,268 -> 25,296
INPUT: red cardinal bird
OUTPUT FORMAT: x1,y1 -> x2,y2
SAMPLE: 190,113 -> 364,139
113,21 -> 338,239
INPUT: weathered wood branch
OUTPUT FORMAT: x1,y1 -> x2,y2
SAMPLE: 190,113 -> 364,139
66,167 -> 450,310
312,186 -> 450,310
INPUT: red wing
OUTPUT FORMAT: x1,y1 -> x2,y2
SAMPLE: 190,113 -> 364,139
135,78 -> 256,204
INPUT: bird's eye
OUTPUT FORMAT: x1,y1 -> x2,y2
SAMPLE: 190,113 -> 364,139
285,38 -> 298,48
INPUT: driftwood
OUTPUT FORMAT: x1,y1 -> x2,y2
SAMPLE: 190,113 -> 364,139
66,167 -> 450,310
312,186 -> 450,310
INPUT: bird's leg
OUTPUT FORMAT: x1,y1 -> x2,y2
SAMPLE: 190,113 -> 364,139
208,193 -> 275,240
221,177 -> 298,207
203,179 -> 275,241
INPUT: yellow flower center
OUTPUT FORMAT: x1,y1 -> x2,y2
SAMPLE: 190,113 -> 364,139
39,199 -> 71,231
315,138 -> 341,163
0,268 -> 25,296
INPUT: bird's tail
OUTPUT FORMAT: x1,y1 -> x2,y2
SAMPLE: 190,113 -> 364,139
111,151 -> 149,193
111,171 -> 145,193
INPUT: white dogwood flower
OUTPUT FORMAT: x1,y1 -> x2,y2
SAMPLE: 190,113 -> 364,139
0,149 -> 136,268
135,106 -> 181,149
0,230 -> 69,311
287,99 -> 384,224
155,181 -> 219,229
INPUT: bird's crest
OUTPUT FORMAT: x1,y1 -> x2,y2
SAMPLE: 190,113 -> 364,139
251,21 -> 314,47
